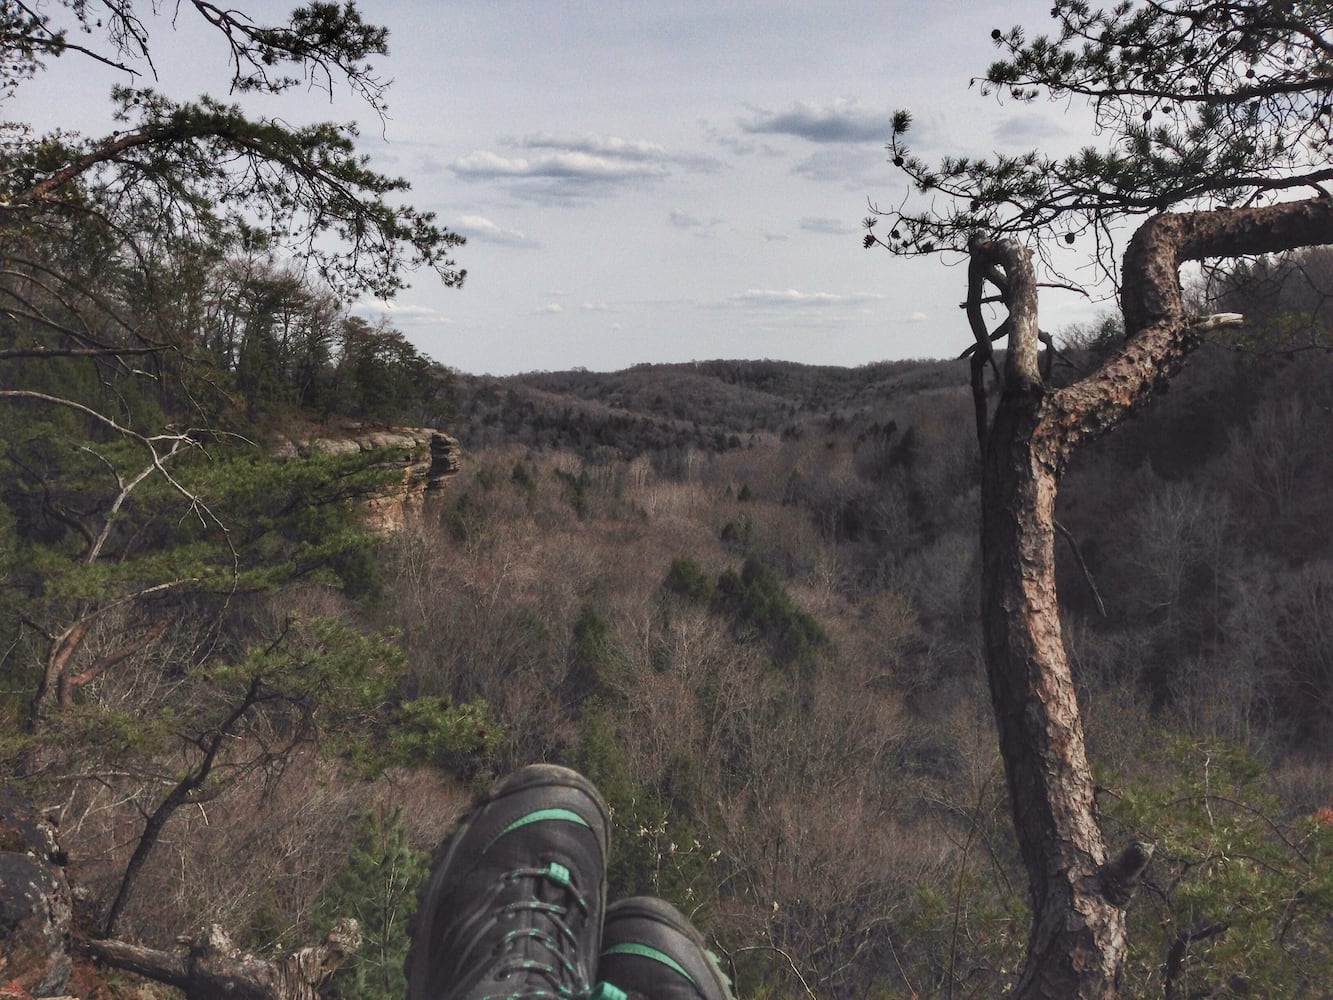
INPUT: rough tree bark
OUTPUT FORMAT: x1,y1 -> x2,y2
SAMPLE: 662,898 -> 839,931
975,195 -> 1333,1000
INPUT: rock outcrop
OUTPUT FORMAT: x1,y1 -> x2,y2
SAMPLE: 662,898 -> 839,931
0,781 -> 360,1000
272,427 -> 461,531
0,785 -> 72,997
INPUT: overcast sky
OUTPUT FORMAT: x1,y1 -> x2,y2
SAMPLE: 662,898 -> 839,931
13,1 -> 1106,376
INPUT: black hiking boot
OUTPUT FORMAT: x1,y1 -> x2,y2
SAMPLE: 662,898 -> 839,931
406,763 -> 611,1000
595,896 -> 735,1000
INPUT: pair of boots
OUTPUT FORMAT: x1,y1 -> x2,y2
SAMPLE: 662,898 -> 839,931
406,764 -> 735,1000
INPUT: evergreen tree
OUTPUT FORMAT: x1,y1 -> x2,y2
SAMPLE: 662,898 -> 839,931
314,809 -> 428,1000
0,2 -> 471,967
868,3 -> 1333,997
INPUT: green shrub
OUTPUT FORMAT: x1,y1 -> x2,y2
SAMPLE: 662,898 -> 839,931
715,557 -> 828,673
1102,735 -> 1333,999
664,557 -> 718,605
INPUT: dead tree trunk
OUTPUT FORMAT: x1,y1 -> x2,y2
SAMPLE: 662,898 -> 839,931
972,196 -> 1333,1000
84,920 -> 361,1000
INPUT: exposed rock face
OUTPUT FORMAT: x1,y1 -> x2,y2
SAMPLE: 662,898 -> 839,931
425,431 -> 464,487
272,427 -> 461,531
0,785 -> 72,997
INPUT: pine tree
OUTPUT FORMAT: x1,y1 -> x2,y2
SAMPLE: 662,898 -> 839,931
314,809 -> 428,1000
868,3 -> 1333,996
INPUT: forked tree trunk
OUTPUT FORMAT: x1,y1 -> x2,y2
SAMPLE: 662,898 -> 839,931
974,196 -> 1333,1000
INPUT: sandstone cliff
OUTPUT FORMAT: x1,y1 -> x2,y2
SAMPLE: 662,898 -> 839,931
272,427 -> 461,531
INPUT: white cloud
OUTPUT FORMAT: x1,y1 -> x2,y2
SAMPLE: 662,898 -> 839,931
451,149 -> 667,182
669,209 -> 723,230
455,214 -> 534,246
536,303 -> 563,314
992,113 -> 1071,147
731,289 -> 883,307
518,133 -> 721,173
792,146 -> 887,189
799,216 -> 854,235
704,122 -> 784,158
450,131 -> 720,203
350,299 -> 451,325
909,311 -> 930,322
740,98 -> 896,144
523,132 -> 668,161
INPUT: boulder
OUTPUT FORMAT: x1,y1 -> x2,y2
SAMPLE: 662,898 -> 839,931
0,785 -> 72,997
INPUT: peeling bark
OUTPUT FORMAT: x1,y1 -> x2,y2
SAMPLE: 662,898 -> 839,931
971,195 -> 1333,1000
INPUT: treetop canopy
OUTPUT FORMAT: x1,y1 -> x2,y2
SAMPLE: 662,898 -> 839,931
870,0 -> 1333,283
0,1 -> 464,300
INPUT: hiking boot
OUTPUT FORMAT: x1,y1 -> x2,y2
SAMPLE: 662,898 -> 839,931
406,763 -> 611,1000
596,897 -> 735,1000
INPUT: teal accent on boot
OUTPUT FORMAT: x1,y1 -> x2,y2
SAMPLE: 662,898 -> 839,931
602,942 -> 697,986
404,764 -> 611,1000
483,807 -> 592,854
599,897 -> 735,1000
590,983 -> 628,1000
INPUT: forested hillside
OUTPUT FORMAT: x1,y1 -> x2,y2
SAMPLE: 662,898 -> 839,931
4,3 -> 1333,999
6,259 -> 1333,999
431,262 -> 1327,997
426,266 -> 1333,997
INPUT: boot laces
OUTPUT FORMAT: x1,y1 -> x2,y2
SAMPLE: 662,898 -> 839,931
484,861 -> 593,1000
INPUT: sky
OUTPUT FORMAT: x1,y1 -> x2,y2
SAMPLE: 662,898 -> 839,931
12,1 -> 1107,376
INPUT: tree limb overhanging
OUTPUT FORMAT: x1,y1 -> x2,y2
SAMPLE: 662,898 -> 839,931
5,88 -> 465,300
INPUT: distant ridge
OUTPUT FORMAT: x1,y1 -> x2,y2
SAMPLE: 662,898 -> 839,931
453,357 -> 968,458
